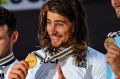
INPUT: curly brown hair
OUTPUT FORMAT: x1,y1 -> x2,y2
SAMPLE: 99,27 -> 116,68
38,0 -> 89,67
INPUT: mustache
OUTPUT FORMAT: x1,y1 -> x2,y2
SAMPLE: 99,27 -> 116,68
113,3 -> 120,8
49,34 -> 62,37
48,32 -> 62,36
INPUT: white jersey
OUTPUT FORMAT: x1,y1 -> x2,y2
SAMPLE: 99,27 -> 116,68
1,53 -> 18,79
5,60 -> 18,79
26,47 -> 106,79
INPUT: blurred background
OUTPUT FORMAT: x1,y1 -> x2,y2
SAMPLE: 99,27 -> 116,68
0,0 -> 120,60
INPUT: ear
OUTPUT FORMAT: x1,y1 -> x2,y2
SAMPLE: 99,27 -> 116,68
11,31 -> 19,44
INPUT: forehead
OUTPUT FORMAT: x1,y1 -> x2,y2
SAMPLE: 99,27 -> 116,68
47,11 -> 69,21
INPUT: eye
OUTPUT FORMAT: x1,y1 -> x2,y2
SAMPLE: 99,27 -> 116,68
47,21 -> 50,24
55,22 -> 64,27
47,21 -> 51,26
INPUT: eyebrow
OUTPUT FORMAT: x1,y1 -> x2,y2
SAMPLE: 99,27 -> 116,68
47,19 -> 65,23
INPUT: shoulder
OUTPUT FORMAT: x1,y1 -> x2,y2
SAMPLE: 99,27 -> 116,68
7,59 -> 19,71
86,47 -> 106,65
34,49 -> 46,58
86,47 -> 106,78
87,47 -> 105,60
35,49 -> 44,54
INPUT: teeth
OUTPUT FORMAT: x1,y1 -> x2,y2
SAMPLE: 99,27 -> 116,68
51,36 -> 58,41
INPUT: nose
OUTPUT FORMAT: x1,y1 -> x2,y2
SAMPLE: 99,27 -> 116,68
47,23 -> 57,35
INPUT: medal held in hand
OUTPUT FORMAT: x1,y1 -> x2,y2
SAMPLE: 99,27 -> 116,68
104,37 -> 116,50
104,31 -> 120,79
25,53 -> 37,68
104,31 -> 120,50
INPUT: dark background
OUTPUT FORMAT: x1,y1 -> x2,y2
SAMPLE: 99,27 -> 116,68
11,0 -> 120,60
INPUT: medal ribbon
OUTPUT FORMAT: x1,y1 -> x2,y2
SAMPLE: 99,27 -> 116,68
34,46 -> 74,64
45,46 -> 74,62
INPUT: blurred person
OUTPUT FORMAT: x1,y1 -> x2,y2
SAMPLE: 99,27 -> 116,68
8,0 -> 106,79
0,6 -> 19,79
106,0 -> 120,78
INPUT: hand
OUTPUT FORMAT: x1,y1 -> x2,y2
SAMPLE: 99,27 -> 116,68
106,45 -> 120,77
8,60 -> 29,79
57,64 -> 66,79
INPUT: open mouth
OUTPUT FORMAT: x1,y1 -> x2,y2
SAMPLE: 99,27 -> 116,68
50,35 -> 60,42
52,37 -> 58,42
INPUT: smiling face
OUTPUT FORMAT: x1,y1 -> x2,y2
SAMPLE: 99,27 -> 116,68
47,11 -> 74,48
111,0 -> 120,18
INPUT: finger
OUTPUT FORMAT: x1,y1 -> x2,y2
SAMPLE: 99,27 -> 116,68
57,64 -> 65,79
106,53 -> 118,64
106,52 -> 117,59
9,61 -> 29,79
106,57 -> 113,64
9,68 -> 26,79
14,60 -> 29,76
109,45 -> 119,49
57,64 -> 63,75
107,46 -> 120,55
20,60 -> 29,70
8,72 -> 21,79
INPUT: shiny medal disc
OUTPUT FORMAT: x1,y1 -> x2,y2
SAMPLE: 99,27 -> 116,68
104,37 -> 116,50
25,53 -> 37,68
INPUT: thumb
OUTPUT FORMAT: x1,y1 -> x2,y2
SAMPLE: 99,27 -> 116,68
57,64 -> 65,79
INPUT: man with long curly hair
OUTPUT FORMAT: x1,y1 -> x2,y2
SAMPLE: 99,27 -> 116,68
8,0 -> 106,79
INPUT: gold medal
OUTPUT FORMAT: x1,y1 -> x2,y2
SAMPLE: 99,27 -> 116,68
104,37 -> 116,50
25,53 -> 37,68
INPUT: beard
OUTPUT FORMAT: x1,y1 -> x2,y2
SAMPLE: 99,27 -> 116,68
116,12 -> 120,18
115,9 -> 120,18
